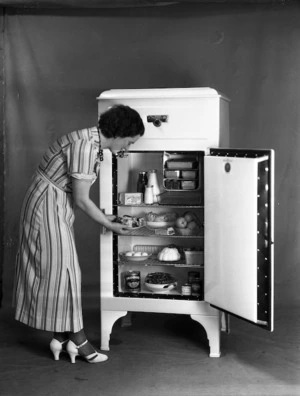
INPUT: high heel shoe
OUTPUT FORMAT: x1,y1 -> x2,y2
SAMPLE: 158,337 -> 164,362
66,340 -> 108,364
50,338 -> 69,361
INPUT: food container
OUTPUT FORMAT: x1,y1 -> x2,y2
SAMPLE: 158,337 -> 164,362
181,170 -> 197,179
184,249 -> 204,265
164,170 -> 180,178
118,192 -> 143,205
166,159 -> 197,169
164,179 -> 181,190
154,227 -> 175,236
181,180 -> 197,190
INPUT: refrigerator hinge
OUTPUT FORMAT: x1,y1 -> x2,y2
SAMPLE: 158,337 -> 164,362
256,320 -> 268,326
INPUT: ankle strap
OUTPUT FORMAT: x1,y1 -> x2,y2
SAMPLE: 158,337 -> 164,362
75,340 -> 88,349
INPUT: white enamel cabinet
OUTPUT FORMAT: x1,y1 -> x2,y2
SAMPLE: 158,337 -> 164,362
97,88 -> 274,357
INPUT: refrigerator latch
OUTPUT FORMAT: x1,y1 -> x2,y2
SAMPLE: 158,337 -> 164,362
147,115 -> 168,127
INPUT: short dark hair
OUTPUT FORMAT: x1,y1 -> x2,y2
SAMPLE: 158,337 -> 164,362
98,105 -> 145,139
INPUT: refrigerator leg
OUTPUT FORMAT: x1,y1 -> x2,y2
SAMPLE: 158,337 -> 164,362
101,310 -> 128,351
190,314 -> 221,358
121,311 -> 133,327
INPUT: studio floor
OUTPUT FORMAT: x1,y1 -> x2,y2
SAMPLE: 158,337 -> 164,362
0,303 -> 299,396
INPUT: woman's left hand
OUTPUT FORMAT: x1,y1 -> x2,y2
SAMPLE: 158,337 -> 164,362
72,178 -> 130,235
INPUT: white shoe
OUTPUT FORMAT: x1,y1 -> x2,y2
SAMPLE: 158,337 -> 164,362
50,338 -> 68,361
66,340 -> 108,364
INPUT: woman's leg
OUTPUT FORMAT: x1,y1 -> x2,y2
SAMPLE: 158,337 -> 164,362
53,329 -> 95,355
68,329 -> 97,356
53,332 -> 69,343
52,329 -> 96,355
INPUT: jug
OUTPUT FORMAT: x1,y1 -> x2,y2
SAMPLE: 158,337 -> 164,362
144,186 -> 154,205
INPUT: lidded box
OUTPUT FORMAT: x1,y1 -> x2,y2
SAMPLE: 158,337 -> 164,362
184,249 -> 204,266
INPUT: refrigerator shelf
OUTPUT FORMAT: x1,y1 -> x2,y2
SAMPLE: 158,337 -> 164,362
115,290 -> 203,300
118,257 -> 203,268
146,263 -> 202,268
122,226 -> 204,238
116,204 -> 204,208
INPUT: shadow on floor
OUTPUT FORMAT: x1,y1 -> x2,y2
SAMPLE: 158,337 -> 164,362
0,305 -> 299,396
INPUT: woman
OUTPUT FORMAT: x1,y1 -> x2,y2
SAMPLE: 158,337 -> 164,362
13,104 -> 145,364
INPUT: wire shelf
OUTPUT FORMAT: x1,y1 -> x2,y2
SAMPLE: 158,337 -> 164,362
125,226 -> 204,238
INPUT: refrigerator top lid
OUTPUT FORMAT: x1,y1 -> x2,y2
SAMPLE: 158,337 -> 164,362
97,87 -> 230,101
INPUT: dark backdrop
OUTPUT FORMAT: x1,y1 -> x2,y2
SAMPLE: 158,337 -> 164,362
2,2 -> 300,310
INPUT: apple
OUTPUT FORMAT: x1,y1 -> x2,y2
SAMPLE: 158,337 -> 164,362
141,252 -> 148,256
183,211 -> 195,223
187,220 -> 199,230
125,251 -> 134,256
176,217 -> 188,228
133,252 -> 142,256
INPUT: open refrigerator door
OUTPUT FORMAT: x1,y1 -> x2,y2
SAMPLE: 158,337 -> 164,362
204,149 -> 274,331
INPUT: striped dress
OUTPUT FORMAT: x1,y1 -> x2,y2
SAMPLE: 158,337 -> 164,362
14,127 -> 100,332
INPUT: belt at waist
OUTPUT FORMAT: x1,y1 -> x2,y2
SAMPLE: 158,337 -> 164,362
36,168 -> 68,193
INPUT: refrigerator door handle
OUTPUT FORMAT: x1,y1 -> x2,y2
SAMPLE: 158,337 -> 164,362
147,115 -> 169,127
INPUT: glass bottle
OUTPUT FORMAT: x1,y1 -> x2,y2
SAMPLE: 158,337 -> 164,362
147,169 -> 161,203
137,171 -> 148,196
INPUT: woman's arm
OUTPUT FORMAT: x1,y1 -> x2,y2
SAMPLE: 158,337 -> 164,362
72,177 -> 130,235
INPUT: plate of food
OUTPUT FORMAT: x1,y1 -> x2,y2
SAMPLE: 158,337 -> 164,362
144,272 -> 177,292
120,251 -> 152,262
114,215 -> 145,229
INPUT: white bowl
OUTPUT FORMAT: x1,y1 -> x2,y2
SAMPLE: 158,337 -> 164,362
146,221 -> 176,229
144,272 -> 177,292
120,252 -> 152,262
145,282 -> 177,293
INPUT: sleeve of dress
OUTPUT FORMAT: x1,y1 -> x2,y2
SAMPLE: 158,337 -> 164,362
68,140 -> 97,180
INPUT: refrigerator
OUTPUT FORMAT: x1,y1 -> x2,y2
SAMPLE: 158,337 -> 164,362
97,88 -> 274,357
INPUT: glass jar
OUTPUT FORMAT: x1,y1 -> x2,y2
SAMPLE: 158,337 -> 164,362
124,271 -> 141,293
188,271 -> 200,284
188,271 -> 201,297
191,280 -> 201,297
137,171 -> 148,196
181,284 -> 192,296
